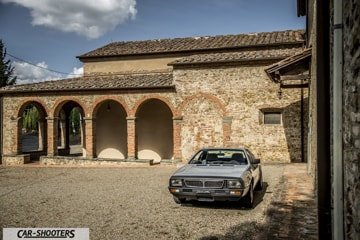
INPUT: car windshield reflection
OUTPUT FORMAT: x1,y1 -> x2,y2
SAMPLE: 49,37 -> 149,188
189,149 -> 248,165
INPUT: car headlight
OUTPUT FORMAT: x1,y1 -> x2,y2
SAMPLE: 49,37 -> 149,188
227,180 -> 242,188
171,179 -> 183,187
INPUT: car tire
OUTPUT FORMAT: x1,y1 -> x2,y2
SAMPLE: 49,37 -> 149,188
242,183 -> 254,208
255,169 -> 264,191
173,196 -> 186,204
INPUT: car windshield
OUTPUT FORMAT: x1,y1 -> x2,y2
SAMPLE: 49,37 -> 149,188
189,149 -> 248,165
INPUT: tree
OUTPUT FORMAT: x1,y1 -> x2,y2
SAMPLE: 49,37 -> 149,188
22,105 -> 39,133
70,108 -> 81,135
0,39 -> 16,87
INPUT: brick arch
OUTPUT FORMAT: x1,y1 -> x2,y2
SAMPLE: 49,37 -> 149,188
14,97 -> 49,118
133,95 -> 176,162
11,98 -> 49,156
179,93 -> 227,116
133,95 -> 178,116
52,97 -> 88,117
90,96 -> 130,118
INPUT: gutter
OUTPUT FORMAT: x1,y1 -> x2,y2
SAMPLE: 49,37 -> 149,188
333,0 -> 344,238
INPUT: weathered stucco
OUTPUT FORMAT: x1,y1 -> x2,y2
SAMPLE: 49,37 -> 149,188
83,57 -> 176,75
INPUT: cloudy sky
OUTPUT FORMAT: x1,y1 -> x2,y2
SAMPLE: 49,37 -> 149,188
0,0 -> 305,84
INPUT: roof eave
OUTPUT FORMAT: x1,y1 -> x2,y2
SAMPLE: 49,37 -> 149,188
265,48 -> 312,83
168,56 -> 288,67
77,41 -> 305,61
0,85 -> 176,96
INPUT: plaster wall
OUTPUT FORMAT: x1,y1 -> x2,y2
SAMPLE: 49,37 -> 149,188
83,57 -> 178,75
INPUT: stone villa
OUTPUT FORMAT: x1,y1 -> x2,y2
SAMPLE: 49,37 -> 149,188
1,0 -> 359,238
0,29 -> 308,166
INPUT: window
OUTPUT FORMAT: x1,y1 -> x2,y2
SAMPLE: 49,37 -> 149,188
264,112 -> 282,124
259,108 -> 282,125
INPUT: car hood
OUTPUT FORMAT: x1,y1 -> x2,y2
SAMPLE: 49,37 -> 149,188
171,164 -> 248,179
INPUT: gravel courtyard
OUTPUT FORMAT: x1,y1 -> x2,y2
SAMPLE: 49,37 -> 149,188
0,164 -> 285,240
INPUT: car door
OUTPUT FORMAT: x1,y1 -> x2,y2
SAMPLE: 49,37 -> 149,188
246,149 -> 260,185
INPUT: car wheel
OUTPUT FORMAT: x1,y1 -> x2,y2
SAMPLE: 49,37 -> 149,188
173,196 -> 186,204
242,183 -> 254,208
255,169 -> 264,191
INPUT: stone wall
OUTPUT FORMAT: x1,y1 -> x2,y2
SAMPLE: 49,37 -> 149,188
174,64 -> 307,162
40,156 -> 153,167
305,0 -> 318,182
343,0 -> 360,238
306,0 -> 360,237
1,59 -> 307,165
3,154 -> 30,165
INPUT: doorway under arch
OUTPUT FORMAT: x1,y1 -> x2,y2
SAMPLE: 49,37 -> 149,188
136,99 -> 173,163
95,100 -> 128,159
56,101 -> 85,157
20,102 -> 47,161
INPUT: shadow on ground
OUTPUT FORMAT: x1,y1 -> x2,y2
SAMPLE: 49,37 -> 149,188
195,174 -> 318,240
198,221 -> 266,240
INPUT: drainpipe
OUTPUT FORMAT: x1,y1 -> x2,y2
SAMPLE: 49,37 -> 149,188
333,0 -> 344,238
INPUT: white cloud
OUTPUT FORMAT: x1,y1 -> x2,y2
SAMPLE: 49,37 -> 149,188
12,61 -> 84,84
2,0 -> 137,39
68,66 -> 83,78
12,61 -> 63,84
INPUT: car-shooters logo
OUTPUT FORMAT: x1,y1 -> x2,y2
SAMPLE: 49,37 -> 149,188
3,228 -> 89,240
18,229 -> 75,238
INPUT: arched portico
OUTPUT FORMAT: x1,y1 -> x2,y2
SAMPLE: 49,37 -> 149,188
94,100 -> 128,159
50,100 -> 86,157
135,98 -> 174,163
15,101 -> 48,161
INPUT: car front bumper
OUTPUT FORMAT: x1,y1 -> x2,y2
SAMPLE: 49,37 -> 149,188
168,187 -> 245,202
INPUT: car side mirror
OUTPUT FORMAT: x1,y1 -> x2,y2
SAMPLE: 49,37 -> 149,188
251,158 -> 260,164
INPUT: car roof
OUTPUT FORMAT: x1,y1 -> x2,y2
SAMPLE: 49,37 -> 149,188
200,148 -> 247,151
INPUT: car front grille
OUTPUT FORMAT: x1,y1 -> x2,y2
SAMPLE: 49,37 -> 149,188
185,180 -> 203,187
184,179 -> 224,188
205,181 -> 224,188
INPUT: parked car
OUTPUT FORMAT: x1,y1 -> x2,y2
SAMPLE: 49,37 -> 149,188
168,148 -> 263,208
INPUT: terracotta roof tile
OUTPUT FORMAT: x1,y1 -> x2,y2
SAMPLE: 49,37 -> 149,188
78,30 -> 305,58
265,48 -> 312,83
0,73 -> 174,93
169,48 -> 302,65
